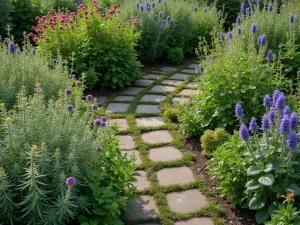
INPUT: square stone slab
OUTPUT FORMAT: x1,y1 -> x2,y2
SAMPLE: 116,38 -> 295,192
136,105 -> 160,114
96,96 -> 108,105
170,73 -> 192,80
159,66 -> 177,73
166,189 -> 209,213
142,130 -> 173,144
188,64 -> 198,69
123,195 -> 159,220
172,97 -> 190,105
174,218 -> 214,225
114,96 -> 134,101
135,79 -> 154,87
120,87 -> 144,95
157,167 -> 195,186
144,74 -> 163,80
133,170 -> 151,191
137,224 -> 160,225
149,146 -> 183,162
106,103 -> 129,113
150,85 -> 175,93
179,89 -> 200,96
117,135 -> 135,150
181,69 -> 195,74
140,95 -> 167,103
162,79 -> 184,86
186,82 -> 198,88
136,117 -> 165,127
121,150 -> 142,165
109,119 -> 129,131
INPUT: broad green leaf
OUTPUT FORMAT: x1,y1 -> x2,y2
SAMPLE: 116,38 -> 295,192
264,163 -> 273,173
245,179 -> 261,191
249,196 -> 265,210
258,174 -> 275,186
247,166 -> 261,176
255,206 -> 270,224
92,208 -> 106,216
285,184 -> 300,196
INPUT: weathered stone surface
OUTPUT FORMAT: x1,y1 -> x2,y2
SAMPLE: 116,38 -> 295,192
166,189 -> 209,213
137,224 -> 160,225
120,87 -> 144,95
179,89 -> 200,96
196,60 -> 201,63
123,195 -> 159,220
106,103 -> 129,113
136,117 -> 165,127
144,74 -> 163,80
117,135 -> 135,150
140,95 -> 167,103
186,82 -> 198,88
157,167 -> 195,186
96,96 -> 108,105
136,105 -> 160,114
149,146 -> 183,162
121,150 -> 142,165
162,79 -> 184,86
135,79 -> 154,87
159,66 -> 177,73
142,130 -> 173,144
174,218 -> 214,225
109,119 -> 129,131
150,85 -> 176,93
172,97 -> 189,105
114,96 -> 135,101
170,73 -> 192,80
133,170 -> 151,191
188,64 -> 198,69
181,69 -> 195,74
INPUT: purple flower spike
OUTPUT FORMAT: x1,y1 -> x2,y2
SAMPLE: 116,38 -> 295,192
290,113 -> 298,130
238,26 -> 242,35
280,115 -> 291,135
216,12 -> 219,17
267,50 -> 273,62
249,117 -> 258,133
194,6 -> 198,12
259,34 -> 266,46
257,0 -> 260,4
235,103 -> 244,118
268,3 -> 273,12
283,106 -> 291,116
237,16 -> 241,25
65,89 -> 72,96
66,177 -> 76,185
269,108 -> 275,122
275,93 -> 286,110
241,3 -> 245,14
75,80 -> 82,87
273,90 -> 282,106
198,65 -> 204,74
263,95 -> 271,107
154,15 -> 158,21
71,74 -> 76,79
251,23 -> 257,34
248,0 -> 252,4
287,131 -> 298,150
140,5 -> 144,12
94,118 -> 102,127
136,3 -> 139,8
204,7 -> 208,13
8,42 -> 16,54
170,19 -> 174,24
159,26 -> 163,32
262,114 -> 271,131
92,104 -> 98,111
220,32 -> 225,41
228,32 -> 233,40
246,7 -> 250,13
158,0 -> 161,3
66,104 -> 73,112
167,16 -> 171,21
240,124 -> 249,141
159,11 -> 163,18
32,49 -> 36,55
152,1 -> 155,7
56,60 -> 60,65
290,14 -> 294,24
86,94 -> 93,102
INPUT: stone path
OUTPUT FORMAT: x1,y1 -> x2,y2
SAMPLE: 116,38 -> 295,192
98,61 -> 217,225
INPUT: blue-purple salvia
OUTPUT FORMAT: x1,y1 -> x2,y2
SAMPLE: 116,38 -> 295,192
186,18 -> 190,24
246,7 -> 250,13
8,42 -> 16,54
216,12 -> 219,17
290,14 -> 294,24
287,131 -> 298,150
259,34 -> 266,46
140,5 -> 144,12
280,115 -> 291,135
238,26 -> 242,35
267,50 -> 273,62
220,32 -> 225,41
158,0 -> 161,3
170,19 -> 174,24
194,6 -> 198,12
152,1 -> 155,7
228,32 -> 233,40
154,15 -> 158,21
164,0 -> 166,5
290,113 -> 298,130
240,124 -> 250,141
273,90 -> 282,106
235,103 -> 244,118
263,95 -> 272,107
204,7 -> 207,13
167,16 -> 171,21
146,5 -> 151,11
251,23 -> 257,33
269,108 -> 275,122
86,94 -> 93,102
248,0 -> 252,4
275,93 -> 286,110
159,26 -> 163,32
268,3 -> 273,12
198,65 -> 204,74
131,16 -> 135,21
94,118 -> 102,127
56,60 -> 60,65
65,89 -> 72,96
159,11 -> 163,18
257,0 -> 260,4
262,114 -> 271,131
283,106 -> 291,116
162,20 -> 165,25
237,16 -> 241,25
32,49 -> 36,55
241,3 -> 245,14
136,3 -> 139,8
66,104 -> 73,112
249,117 -> 258,133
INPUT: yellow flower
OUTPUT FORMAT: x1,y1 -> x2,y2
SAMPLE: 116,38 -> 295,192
0,103 -> 4,107
21,85 -> 25,89
0,167 -> 3,172
32,144 -> 38,151
72,149 -> 76,153
36,82 -> 41,87
4,117 -> 11,122
56,148 -> 60,152
41,142 -> 46,147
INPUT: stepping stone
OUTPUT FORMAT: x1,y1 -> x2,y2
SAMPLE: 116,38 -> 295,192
121,150 -> 142,165
136,105 -> 160,114
172,97 -> 190,105
137,224 -> 160,225
186,82 -> 198,88
152,70 -> 164,74
135,117 -> 165,127
133,170 -> 151,191
106,103 -> 129,113
96,96 -> 108,105
162,79 -> 184,86
142,130 -> 173,144
166,189 -> 209,213
188,64 -> 198,69
123,195 -> 159,220
149,146 -> 183,162
157,167 -> 195,186
170,73 -> 192,80
181,69 -> 195,74
114,96 -> 134,101
109,119 -> 129,131
159,66 -> 177,73
196,60 -> 201,63
135,79 -> 154,87
120,87 -> 144,95
140,95 -> 167,103
174,218 -> 214,225
179,89 -> 200,96
144,74 -> 163,80
150,85 -> 175,93
117,135 -> 135,150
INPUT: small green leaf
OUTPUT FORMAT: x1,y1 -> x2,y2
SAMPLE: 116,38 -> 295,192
245,179 -> 261,191
258,174 -> 275,186
247,166 -> 261,176
92,208 -> 106,215
255,206 -> 270,224
285,184 -> 300,196
249,196 -> 265,210
264,163 -> 273,173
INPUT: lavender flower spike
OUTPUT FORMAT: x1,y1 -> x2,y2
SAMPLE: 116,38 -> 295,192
268,3 -> 273,12
240,124 -> 249,141
198,65 -> 204,74
283,106 -> 291,116
251,23 -> 257,33
272,90 -> 282,106
8,42 -> 16,54
275,93 -> 286,110
220,32 -> 225,41
228,32 -> 233,40
237,16 -> 241,25
290,113 -> 298,130
249,117 -> 258,133
269,108 -> 275,122
267,50 -> 273,62
262,114 -> 271,131
263,95 -> 271,108
235,103 -> 244,118
280,115 -> 291,135
237,26 -> 242,35
287,131 -> 298,150
290,14 -> 294,24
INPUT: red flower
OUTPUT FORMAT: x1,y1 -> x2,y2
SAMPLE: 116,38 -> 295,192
87,25 -> 91,30
60,19 -> 65,23
117,24 -> 121,29
42,16 -> 47,20
60,43 -> 64,47
97,33 -> 102,37
112,4 -> 118,9
85,16 -> 88,19
59,26 -> 64,30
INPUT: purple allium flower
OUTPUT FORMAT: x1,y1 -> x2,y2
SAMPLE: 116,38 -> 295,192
65,89 -> 72,96
290,113 -> 298,130
283,106 -> 291,116
66,104 -> 73,112
32,49 -> 36,55
263,95 -> 272,107
220,32 -> 225,41
246,7 -> 250,13
167,16 -> 171,21
8,42 -> 16,54
237,16 -> 241,24
152,1 -> 155,7
251,23 -> 257,33
269,108 -> 275,122
154,15 -> 158,21
280,115 -> 291,135
259,34 -> 266,46
160,26 -> 163,32
268,3 -> 273,12
96,146 -> 102,152
101,121 -> 106,127
287,131 -> 298,150
198,65 -> 204,74
170,19 -> 174,24
159,11 -> 163,18
228,32 -> 233,40
75,80 -> 82,87
66,177 -> 76,185
262,114 -> 271,131
275,93 -> 286,110
101,116 -> 107,122
290,14 -> 294,24
249,117 -> 258,133
92,104 -> 98,111
140,5 -> 144,12
267,50 -> 273,62
194,6 -> 198,12
240,124 -> 249,141
235,103 -> 244,118
204,7 -> 208,13
86,94 -> 93,102
94,119 -> 102,127
273,90 -> 282,106
56,60 -> 60,65
238,26 -> 242,35
71,74 -> 76,79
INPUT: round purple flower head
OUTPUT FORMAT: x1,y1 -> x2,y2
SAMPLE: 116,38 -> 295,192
66,104 -> 73,112
249,117 -> 258,133
71,74 -> 76,79
56,60 -> 60,65
235,103 -> 244,118
198,65 -> 204,74
92,104 -> 98,111
272,90 -> 282,106
267,50 -> 273,62
290,14 -> 294,24
194,6 -> 198,12
66,177 -> 76,185
290,113 -> 298,130
8,42 -> 16,54
228,32 -> 233,40
283,106 -> 291,116
101,116 -> 107,122
263,95 -> 272,107
237,26 -> 242,35
75,80 -> 82,87
240,124 -> 249,141
237,16 -> 241,25
96,146 -> 102,152
251,23 -> 257,34
65,89 -> 72,96
220,32 -> 225,41
86,94 -> 93,102
94,118 -> 102,128
216,12 -> 219,17
262,114 -> 271,131
269,108 -> 275,122
159,11 -> 163,18
275,93 -> 286,110
287,131 -> 298,150
268,3 -> 273,12
280,115 -> 291,135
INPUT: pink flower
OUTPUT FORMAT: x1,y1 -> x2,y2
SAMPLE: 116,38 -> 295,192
109,8 -> 115,14
97,33 -> 102,37
35,16 -> 40,20
44,37 -> 49,41
60,43 -> 64,47
87,25 -> 91,30
33,37 -> 38,42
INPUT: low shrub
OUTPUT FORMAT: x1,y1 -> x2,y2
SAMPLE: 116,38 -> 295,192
167,47 -> 184,64
161,101 -> 185,122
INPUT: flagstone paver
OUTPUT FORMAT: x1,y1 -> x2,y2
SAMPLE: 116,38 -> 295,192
150,85 -> 176,93
174,218 -> 214,225
179,89 -> 200,96
114,96 -> 135,101
166,189 -> 209,213
170,73 -> 192,80
109,119 -> 129,131
121,150 -> 142,165
149,146 -> 183,162
140,95 -> 167,103
136,104 -> 160,114
172,97 -> 190,105
117,135 -> 135,150
135,79 -> 155,87
96,96 -> 108,105
188,64 -> 198,69
137,224 -> 160,225
144,74 -> 163,80
120,87 -> 144,95
135,117 -> 165,127
106,103 -> 129,113
162,79 -> 184,86
157,167 -> 195,186
159,66 -> 178,73
133,170 -> 151,191
181,69 -> 196,74
142,130 -> 173,144
186,82 -> 198,88
123,195 -> 159,220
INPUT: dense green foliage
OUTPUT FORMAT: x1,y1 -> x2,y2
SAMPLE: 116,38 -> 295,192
0,0 -> 12,36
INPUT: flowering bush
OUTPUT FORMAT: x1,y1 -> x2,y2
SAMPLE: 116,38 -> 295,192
34,0 -> 141,89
